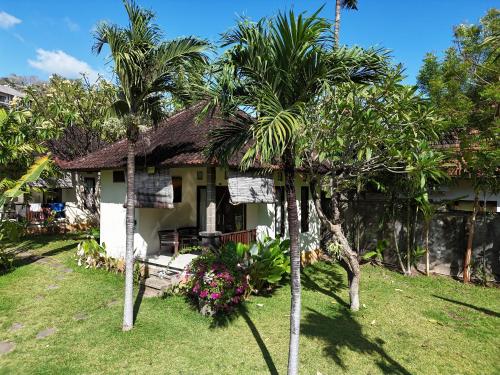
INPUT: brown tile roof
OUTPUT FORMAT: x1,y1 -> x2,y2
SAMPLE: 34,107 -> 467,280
62,103 -> 254,171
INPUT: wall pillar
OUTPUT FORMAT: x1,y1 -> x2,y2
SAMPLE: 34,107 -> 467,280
206,166 -> 216,232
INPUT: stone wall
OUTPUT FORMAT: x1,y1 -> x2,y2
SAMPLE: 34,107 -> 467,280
339,199 -> 500,281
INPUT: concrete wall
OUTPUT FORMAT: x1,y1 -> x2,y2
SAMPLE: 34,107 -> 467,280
342,197 -> 500,281
100,166 -> 322,259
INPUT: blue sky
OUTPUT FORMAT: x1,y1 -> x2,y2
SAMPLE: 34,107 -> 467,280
0,0 -> 497,84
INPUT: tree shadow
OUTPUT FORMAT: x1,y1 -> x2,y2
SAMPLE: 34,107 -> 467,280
302,308 -> 411,374
301,262 -> 349,307
133,283 -> 146,324
432,295 -> 500,318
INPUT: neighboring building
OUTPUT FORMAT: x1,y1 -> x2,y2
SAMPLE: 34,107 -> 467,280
0,85 -> 25,108
63,104 -> 321,264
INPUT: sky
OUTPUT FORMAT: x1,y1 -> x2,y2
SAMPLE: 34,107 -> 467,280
0,0 -> 497,85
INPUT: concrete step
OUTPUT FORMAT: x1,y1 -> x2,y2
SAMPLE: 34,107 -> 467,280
139,272 -> 183,297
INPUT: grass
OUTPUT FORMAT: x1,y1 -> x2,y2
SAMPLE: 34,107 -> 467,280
0,235 -> 499,374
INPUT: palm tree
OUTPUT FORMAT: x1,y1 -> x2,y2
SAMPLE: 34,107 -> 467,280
334,0 -> 358,46
93,0 -> 208,331
205,10 -> 384,374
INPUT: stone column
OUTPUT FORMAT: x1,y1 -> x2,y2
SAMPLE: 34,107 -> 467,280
206,166 -> 216,232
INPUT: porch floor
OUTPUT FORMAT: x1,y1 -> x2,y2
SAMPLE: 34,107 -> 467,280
139,253 -> 198,271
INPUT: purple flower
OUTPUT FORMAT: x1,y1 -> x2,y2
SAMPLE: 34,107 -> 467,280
199,290 -> 208,298
211,292 -> 221,299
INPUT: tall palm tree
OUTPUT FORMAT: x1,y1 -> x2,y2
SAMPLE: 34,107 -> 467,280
334,0 -> 358,46
93,0 -> 208,331
205,10 -> 384,374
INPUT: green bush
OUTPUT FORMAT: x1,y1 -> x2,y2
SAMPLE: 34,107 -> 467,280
0,220 -> 25,273
224,236 -> 291,294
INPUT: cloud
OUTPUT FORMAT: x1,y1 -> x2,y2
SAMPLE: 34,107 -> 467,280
28,49 -> 100,81
0,11 -> 21,29
64,17 -> 80,32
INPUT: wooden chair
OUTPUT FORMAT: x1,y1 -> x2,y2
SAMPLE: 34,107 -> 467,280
177,226 -> 199,249
158,230 -> 179,256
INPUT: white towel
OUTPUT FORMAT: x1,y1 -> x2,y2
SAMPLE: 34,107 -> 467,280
30,203 -> 42,212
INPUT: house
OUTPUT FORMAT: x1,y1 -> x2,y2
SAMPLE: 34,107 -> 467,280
62,104 -> 321,266
0,85 -> 25,108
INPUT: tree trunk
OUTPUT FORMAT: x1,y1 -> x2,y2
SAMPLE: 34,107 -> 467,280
405,198 -> 412,276
284,151 -> 301,375
334,0 -> 341,47
310,179 -> 360,311
425,220 -> 430,276
392,202 -> 406,274
123,140 -> 136,331
463,194 -> 479,283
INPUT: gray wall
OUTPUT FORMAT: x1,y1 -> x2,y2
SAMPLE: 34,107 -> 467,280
338,199 -> 500,281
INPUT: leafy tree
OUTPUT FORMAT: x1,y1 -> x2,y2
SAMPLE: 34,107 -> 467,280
334,0 -> 358,46
302,67 -> 445,308
0,108 -> 53,219
93,0 -> 208,331
22,75 -> 120,160
417,8 -> 499,283
204,10 -> 384,374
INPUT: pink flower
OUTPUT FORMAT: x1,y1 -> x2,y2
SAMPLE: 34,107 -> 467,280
199,290 -> 208,298
192,283 -> 200,293
210,281 -> 217,287
211,292 -> 221,299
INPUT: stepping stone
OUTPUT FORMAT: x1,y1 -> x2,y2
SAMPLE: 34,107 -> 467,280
62,268 -> 73,273
36,327 -> 56,339
106,299 -> 119,308
46,285 -> 59,290
0,341 -> 15,355
74,312 -> 88,321
34,295 -> 45,301
9,322 -> 24,331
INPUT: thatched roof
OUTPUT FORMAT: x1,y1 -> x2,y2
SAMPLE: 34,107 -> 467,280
62,103 -> 249,171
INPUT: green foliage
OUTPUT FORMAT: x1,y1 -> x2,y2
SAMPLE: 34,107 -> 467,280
417,8 -> 499,195
223,236 -> 291,293
76,238 -> 108,269
362,240 -> 387,264
21,75 -> 121,160
204,8 -> 386,169
0,220 -> 25,273
93,0 -> 209,134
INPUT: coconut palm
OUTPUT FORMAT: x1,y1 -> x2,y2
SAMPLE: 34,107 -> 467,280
205,9 -> 385,374
93,0 -> 208,331
334,0 -> 358,46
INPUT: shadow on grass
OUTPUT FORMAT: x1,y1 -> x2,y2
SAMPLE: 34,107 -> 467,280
302,307 -> 411,374
133,283 -> 146,324
302,262 -> 349,308
208,305 -> 278,374
433,295 -> 500,318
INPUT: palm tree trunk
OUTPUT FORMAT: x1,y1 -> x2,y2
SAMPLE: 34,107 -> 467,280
425,220 -> 430,276
405,198 -> 412,276
284,150 -> 301,375
463,193 -> 479,283
334,0 -> 341,47
123,140 -> 135,331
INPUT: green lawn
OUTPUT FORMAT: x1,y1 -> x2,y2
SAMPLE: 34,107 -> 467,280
0,235 -> 499,374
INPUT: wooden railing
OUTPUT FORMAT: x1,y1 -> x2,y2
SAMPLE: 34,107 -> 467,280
219,229 -> 257,245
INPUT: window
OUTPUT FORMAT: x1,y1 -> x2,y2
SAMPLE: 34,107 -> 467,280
113,170 -> 125,183
172,177 -> 182,203
301,186 -> 309,233
275,186 -> 286,237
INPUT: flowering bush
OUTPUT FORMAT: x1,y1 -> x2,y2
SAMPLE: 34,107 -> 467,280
186,253 -> 249,316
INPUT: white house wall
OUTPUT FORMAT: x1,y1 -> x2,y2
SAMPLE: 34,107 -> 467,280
100,170 -> 127,258
100,166 -> 321,259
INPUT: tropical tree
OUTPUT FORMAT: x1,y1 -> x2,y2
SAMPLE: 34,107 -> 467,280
0,108 -> 54,204
93,0 -> 208,331
417,8 -> 499,283
302,67 -> 445,308
334,0 -> 358,46
204,10 -> 384,374
22,75 -> 120,160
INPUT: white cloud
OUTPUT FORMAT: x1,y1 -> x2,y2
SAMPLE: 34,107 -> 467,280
64,17 -> 80,32
0,11 -> 21,29
28,49 -> 99,81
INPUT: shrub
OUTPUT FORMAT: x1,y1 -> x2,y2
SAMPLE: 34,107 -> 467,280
227,236 -> 291,293
185,252 -> 249,316
0,220 -> 25,273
